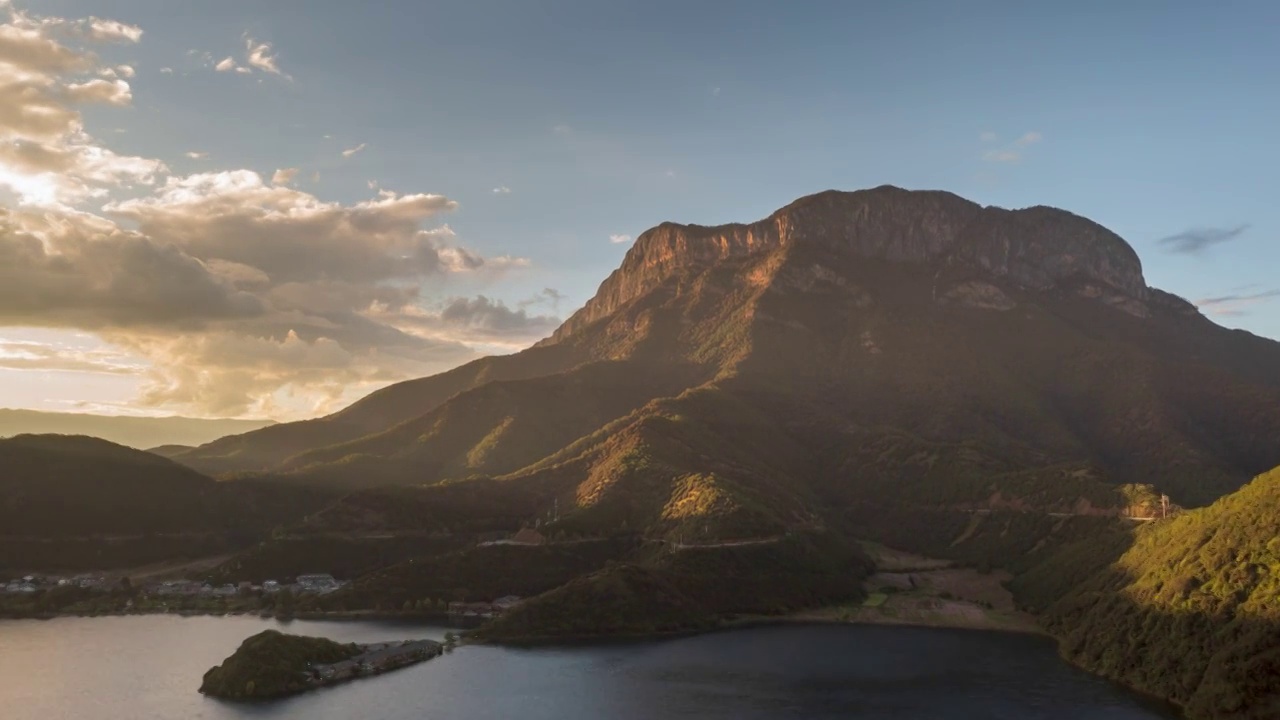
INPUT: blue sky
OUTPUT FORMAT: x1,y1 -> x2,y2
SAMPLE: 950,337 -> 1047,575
3,0 -> 1278,417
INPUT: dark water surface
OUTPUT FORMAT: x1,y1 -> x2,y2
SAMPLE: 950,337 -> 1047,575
0,616 -> 1179,719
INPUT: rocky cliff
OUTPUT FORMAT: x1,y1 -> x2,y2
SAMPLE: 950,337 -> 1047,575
547,185 -> 1154,342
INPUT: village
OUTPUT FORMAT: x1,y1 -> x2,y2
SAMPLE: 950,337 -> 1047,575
1,572 -> 346,599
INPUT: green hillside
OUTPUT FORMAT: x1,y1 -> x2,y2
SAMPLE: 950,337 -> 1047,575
200,630 -> 361,700
1041,469 -> 1280,720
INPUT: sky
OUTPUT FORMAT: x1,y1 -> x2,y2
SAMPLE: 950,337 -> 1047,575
1,0 -> 1277,420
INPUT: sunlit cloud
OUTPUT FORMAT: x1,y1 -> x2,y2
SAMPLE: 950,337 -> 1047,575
0,4 -> 537,418
243,34 -> 286,77
270,167 -> 298,185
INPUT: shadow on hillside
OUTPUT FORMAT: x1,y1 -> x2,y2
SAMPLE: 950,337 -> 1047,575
840,502 -> 1280,720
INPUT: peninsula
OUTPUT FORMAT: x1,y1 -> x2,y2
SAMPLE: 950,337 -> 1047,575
199,630 -> 442,701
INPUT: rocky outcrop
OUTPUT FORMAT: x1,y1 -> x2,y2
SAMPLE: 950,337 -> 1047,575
547,186 -> 1150,343
939,281 -> 1017,311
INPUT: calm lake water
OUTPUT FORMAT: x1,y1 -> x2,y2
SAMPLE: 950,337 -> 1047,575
0,616 -> 1179,720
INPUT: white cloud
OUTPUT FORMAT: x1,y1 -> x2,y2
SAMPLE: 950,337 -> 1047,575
1014,131 -> 1043,147
243,35 -> 286,77
609,233 -> 632,244
86,17 -> 142,43
115,64 -> 135,78
270,167 -> 298,185
979,131 -> 998,142
235,66 -> 251,75
981,131 -> 1043,164
492,185 -> 510,194
159,67 -> 173,74
66,78 -> 132,105
185,151 -> 208,160
214,56 -> 236,72
342,143 -> 367,158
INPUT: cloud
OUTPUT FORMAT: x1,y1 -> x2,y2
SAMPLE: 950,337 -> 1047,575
0,339 -> 141,375
711,86 -> 721,96
1014,131 -> 1042,147
609,233 -> 632,244
270,167 -> 297,186
379,295 -> 561,350
981,130 -> 1042,164
342,143 -> 367,158
0,172 -> 524,416
85,17 -> 142,43
0,8 -> 165,206
66,78 -> 132,105
209,35 -> 289,80
492,185 -> 510,194
243,35 -> 285,77
159,67 -> 173,74
982,150 -> 1021,163
1194,288 -> 1280,317
0,5 -> 543,417
1157,224 -> 1249,255
517,288 -> 566,312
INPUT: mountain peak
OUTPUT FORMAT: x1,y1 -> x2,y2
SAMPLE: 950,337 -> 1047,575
550,187 -> 1150,343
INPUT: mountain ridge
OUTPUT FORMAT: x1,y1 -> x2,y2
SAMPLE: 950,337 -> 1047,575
545,185 -> 1152,343
168,186 -> 1280,512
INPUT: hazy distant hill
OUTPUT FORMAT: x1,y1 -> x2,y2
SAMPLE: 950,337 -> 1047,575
0,409 -> 274,450
0,434 -> 325,538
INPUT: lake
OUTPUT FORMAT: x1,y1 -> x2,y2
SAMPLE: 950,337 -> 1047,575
0,616 -> 1179,719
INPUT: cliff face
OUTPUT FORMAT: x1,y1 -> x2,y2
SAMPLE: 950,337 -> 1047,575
549,186 -> 1152,342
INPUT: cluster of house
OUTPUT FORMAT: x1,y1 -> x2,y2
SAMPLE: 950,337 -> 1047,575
148,573 -> 344,599
311,640 -> 442,684
446,595 -> 524,619
3,574 -> 107,594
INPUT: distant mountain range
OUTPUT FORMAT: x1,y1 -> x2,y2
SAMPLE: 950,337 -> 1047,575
0,409 -> 274,450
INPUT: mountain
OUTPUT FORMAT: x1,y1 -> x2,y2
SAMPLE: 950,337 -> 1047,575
172,186 -> 1280,517
133,185 -> 1280,715
0,409 -> 274,451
